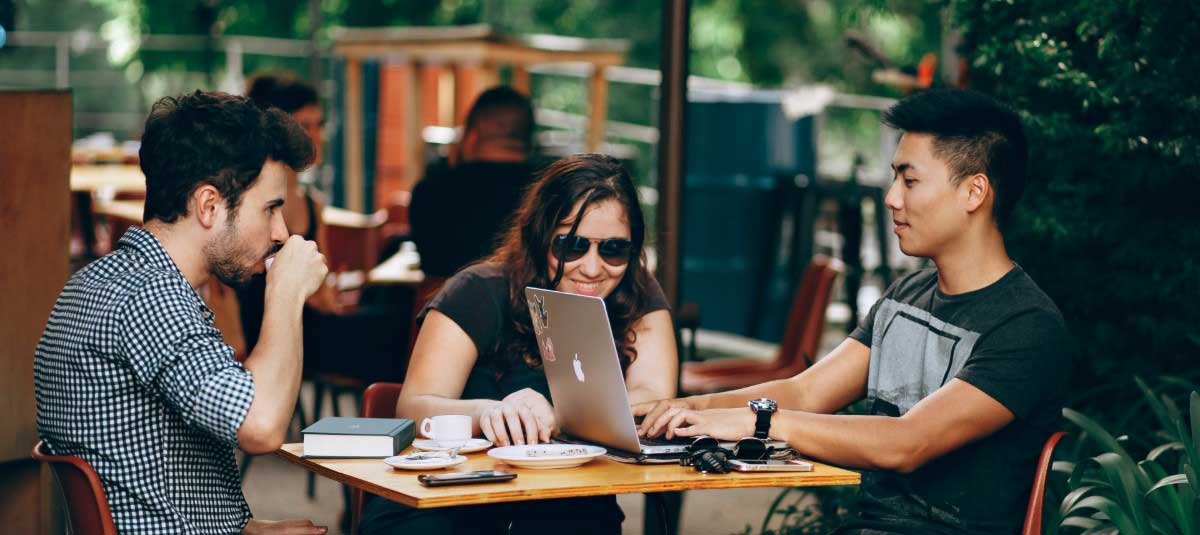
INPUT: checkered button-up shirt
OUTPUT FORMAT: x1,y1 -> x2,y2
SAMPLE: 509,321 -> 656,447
35,226 -> 256,534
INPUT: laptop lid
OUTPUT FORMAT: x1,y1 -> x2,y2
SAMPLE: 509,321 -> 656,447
524,287 -> 647,454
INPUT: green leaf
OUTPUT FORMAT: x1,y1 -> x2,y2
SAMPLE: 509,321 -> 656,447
1060,516 -> 1103,530
1148,442 -> 1184,463
1091,452 -> 1149,530
1141,462 -> 1190,535
1060,485 -> 1099,517
1147,473 -> 1190,495
1065,408 -> 1137,463
1191,392 -> 1200,466
1067,495 -> 1140,535
1136,376 -> 1178,438
1053,460 -> 1077,475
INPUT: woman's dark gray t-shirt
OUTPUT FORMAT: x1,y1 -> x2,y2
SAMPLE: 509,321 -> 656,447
418,263 -> 670,402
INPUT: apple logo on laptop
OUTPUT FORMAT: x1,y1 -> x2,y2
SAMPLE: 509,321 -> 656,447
572,353 -> 586,382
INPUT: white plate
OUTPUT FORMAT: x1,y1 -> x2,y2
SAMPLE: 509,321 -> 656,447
411,438 -> 493,453
487,444 -> 606,469
384,454 -> 468,471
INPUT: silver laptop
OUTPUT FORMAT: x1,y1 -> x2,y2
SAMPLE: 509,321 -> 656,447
524,287 -> 786,456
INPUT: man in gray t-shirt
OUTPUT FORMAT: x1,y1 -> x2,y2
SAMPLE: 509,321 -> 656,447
635,89 -> 1073,534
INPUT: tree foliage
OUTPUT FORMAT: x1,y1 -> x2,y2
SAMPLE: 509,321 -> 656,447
950,1 -> 1200,390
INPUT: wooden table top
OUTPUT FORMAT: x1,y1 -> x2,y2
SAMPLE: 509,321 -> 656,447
275,443 -> 859,509
323,206 -> 388,229
368,249 -> 425,286
93,199 -> 145,223
71,164 -> 146,194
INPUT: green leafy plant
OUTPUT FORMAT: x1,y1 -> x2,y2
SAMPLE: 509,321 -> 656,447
1054,382 -> 1198,534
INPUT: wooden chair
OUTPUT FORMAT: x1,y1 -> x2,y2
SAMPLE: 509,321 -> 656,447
680,256 -> 842,394
381,191 -> 412,246
1022,431 -> 1067,535
350,382 -> 406,534
31,441 -> 118,535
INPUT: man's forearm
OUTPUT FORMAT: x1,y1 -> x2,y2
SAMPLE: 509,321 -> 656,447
772,410 -> 921,472
689,376 -> 806,411
242,291 -> 306,437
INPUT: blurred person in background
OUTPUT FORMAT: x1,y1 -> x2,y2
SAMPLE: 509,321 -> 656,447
237,72 -> 340,354
409,85 -> 539,278
239,71 -> 408,409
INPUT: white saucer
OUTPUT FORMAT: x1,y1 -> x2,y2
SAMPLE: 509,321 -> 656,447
487,444 -> 606,469
411,438 -> 493,453
384,454 -> 468,471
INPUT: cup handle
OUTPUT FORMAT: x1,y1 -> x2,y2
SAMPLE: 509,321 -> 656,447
421,418 -> 435,439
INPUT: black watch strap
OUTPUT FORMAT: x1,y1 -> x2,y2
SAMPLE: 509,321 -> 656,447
754,410 -> 772,439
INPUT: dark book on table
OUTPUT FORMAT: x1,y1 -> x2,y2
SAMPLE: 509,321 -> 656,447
301,417 -> 415,458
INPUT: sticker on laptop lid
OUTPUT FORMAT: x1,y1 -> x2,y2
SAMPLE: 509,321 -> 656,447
532,294 -> 550,332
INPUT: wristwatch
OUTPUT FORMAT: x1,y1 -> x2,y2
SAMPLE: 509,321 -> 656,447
747,398 -> 778,439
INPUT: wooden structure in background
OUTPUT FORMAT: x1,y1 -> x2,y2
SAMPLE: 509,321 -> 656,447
331,24 -> 628,211
0,90 -> 72,534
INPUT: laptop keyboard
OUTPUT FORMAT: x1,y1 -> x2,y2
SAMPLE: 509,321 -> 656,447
640,436 -> 693,447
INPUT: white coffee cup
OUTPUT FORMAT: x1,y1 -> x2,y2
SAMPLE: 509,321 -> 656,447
420,414 -> 472,441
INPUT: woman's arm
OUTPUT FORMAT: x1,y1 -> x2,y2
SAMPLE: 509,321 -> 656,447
397,309 -> 557,445
395,310 -> 497,436
623,309 -> 679,405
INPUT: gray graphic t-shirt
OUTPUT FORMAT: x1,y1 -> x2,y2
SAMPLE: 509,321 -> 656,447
844,265 -> 1073,534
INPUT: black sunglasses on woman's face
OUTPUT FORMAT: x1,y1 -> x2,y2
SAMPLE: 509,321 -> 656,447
552,234 -> 633,266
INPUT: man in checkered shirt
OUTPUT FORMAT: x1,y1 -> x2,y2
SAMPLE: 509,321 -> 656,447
36,91 -> 330,534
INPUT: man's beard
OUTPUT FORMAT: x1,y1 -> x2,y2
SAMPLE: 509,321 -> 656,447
204,218 -> 262,290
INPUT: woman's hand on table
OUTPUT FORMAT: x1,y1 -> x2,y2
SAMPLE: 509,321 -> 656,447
478,388 -> 556,446
243,518 -> 327,535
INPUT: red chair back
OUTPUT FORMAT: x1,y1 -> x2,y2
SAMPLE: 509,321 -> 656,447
350,382 -> 405,534
1022,431 -> 1066,535
31,441 -> 118,535
774,256 -> 842,374
322,209 -> 387,274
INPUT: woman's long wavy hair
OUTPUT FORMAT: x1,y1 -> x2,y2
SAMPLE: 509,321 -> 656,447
484,153 -> 656,373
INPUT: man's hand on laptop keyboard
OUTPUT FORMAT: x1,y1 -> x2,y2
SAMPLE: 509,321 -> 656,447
633,397 -> 698,439
657,407 -> 756,441
479,388 -> 557,446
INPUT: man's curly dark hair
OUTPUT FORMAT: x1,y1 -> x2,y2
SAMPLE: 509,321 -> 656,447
138,90 -> 313,223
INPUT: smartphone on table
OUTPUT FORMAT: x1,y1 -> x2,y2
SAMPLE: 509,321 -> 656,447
417,470 -> 518,487
727,459 -> 813,472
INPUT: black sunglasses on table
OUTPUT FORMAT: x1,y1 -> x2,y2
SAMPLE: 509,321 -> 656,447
551,235 -> 633,266
686,436 -> 772,461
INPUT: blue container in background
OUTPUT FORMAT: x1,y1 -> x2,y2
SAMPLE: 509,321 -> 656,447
682,91 -> 816,342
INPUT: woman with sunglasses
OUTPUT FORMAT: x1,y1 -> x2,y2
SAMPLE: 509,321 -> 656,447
362,154 -> 678,535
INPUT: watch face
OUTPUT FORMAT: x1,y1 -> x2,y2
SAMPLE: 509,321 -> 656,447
749,398 -> 777,412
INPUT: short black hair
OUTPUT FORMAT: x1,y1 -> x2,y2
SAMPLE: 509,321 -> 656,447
139,90 -> 314,223
245,72 -> 320,114
883,88 -> 1028,226
464,85 -> 535,153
